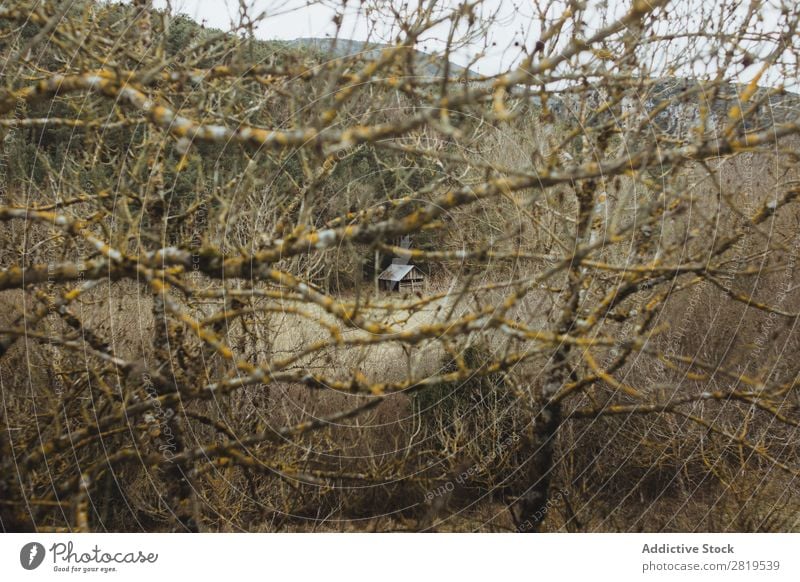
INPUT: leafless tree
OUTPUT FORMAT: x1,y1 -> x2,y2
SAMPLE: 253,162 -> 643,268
1,0 -> 799,532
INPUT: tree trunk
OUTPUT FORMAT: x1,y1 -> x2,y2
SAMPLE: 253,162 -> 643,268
514,176 -> 599,532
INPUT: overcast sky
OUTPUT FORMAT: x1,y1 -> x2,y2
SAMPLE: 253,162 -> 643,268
146,0 -> 795,88
151,0 -> 538,75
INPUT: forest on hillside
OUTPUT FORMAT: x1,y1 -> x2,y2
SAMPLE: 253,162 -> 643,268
1,0 -> 799,532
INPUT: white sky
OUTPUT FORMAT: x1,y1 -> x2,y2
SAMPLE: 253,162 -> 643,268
153,0 -> 533,75
147,1 -> 796,88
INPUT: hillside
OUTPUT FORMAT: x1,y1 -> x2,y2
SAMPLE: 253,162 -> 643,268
288,37 -> 475,79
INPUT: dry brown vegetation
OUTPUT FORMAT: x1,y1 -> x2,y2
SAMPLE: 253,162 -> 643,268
1,0 -> 799,532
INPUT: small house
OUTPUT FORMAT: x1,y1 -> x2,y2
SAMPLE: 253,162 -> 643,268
378,262 -> 425,292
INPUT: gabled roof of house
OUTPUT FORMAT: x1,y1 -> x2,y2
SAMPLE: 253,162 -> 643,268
378,263 -> 416,282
